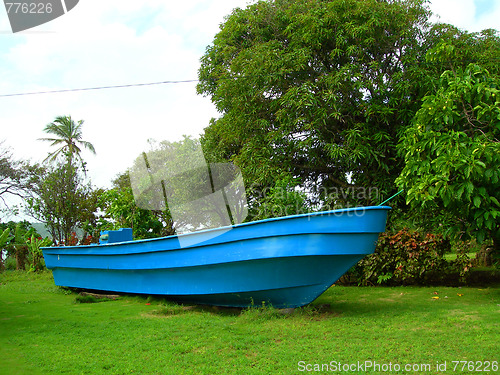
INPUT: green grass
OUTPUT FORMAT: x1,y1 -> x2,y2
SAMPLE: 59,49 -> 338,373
1,271 -> 499,374
444,252 -> 476,261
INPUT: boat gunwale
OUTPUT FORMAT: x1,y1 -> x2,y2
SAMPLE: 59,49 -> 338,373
42,205 -> 391,251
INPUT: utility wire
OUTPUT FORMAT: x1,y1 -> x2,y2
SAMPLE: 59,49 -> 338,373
1,56 -> 498,98
0,79 -> 199,98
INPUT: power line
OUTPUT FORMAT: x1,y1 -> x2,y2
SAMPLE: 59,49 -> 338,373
0,79 -> 199,98
1,56 -> 498,98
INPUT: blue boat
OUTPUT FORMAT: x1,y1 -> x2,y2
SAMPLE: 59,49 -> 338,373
42,206 -> 390,308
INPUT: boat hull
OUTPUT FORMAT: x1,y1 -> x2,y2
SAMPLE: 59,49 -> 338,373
42,206 -> 390,308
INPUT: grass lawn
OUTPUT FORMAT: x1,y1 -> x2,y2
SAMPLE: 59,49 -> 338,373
444,253 -> 477,261
0,271 -> 499,374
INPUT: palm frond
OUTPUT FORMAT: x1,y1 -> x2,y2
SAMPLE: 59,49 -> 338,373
43,122 -> 70,138
40,115 -> 95,165
38,137 -> 66,147
43,149 -> 64,163
80,140 -> 96,154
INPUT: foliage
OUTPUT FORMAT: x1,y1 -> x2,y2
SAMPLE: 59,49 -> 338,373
357,229 -> 472,285
249,175 -> 310,220
197,0 -> 500,243
129,136 -> 206,232
0,141 -> 39,209
1,222 -> 51,272
131,136 -> 250,231
396,62 -> 500,255
198,0 -> 434,208
2,255 -> 16,270
39,115 -> 96,170
0,228 -> 11,271
100,135 -> 244,237
26,163 -> 96,245
0,227 -> 10,247
1,222 -> 40,270
26,234 -> 52,272
9,223 -> 29,270
24,115 -> 99,245
423,26 -> 500,79
98,172 -> 172,239
79,187 -> 106,244
0,220 -> 34,236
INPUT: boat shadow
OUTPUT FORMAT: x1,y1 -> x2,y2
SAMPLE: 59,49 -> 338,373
66,287 -> 430,320
145,296 -> 345,320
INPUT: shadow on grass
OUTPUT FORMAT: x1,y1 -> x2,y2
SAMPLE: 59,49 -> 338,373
54,283 -> 500,322
143,299 -> 343,321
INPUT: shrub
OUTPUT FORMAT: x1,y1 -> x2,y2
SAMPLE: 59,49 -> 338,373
27,235 -> 52,273
4,256 -> 17,270
356,229 -> 471,286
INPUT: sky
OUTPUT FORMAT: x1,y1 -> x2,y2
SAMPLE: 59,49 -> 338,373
0,0 -> 499,219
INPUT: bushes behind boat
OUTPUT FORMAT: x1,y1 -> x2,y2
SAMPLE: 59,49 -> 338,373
338,228 -> 499,286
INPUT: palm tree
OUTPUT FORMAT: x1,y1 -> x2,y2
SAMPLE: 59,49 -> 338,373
39,115 -> 96,168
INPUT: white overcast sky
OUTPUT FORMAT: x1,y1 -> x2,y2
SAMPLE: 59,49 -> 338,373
0,0 -> 499,202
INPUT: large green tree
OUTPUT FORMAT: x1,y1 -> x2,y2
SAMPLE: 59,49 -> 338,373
397,60 -> 500,255
197,0 -> 433,211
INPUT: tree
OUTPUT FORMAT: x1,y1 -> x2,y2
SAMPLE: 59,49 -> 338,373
39,115 -> 96,170
28,115 -> 99,245
100,136 -> 249,237
130,136 -> 230,234
396,61 -> 500,256
26,162 -> 96,245
0,142 -> 38,209
423,25 -> 500,79
197,0 -> 433,212
0,221 -> 40,270
79,187 -> 106,244
98,171 -> 173,239
0,227 -> 11,271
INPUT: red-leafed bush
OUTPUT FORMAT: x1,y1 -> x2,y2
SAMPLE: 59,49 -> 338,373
352,229 -> 471,285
